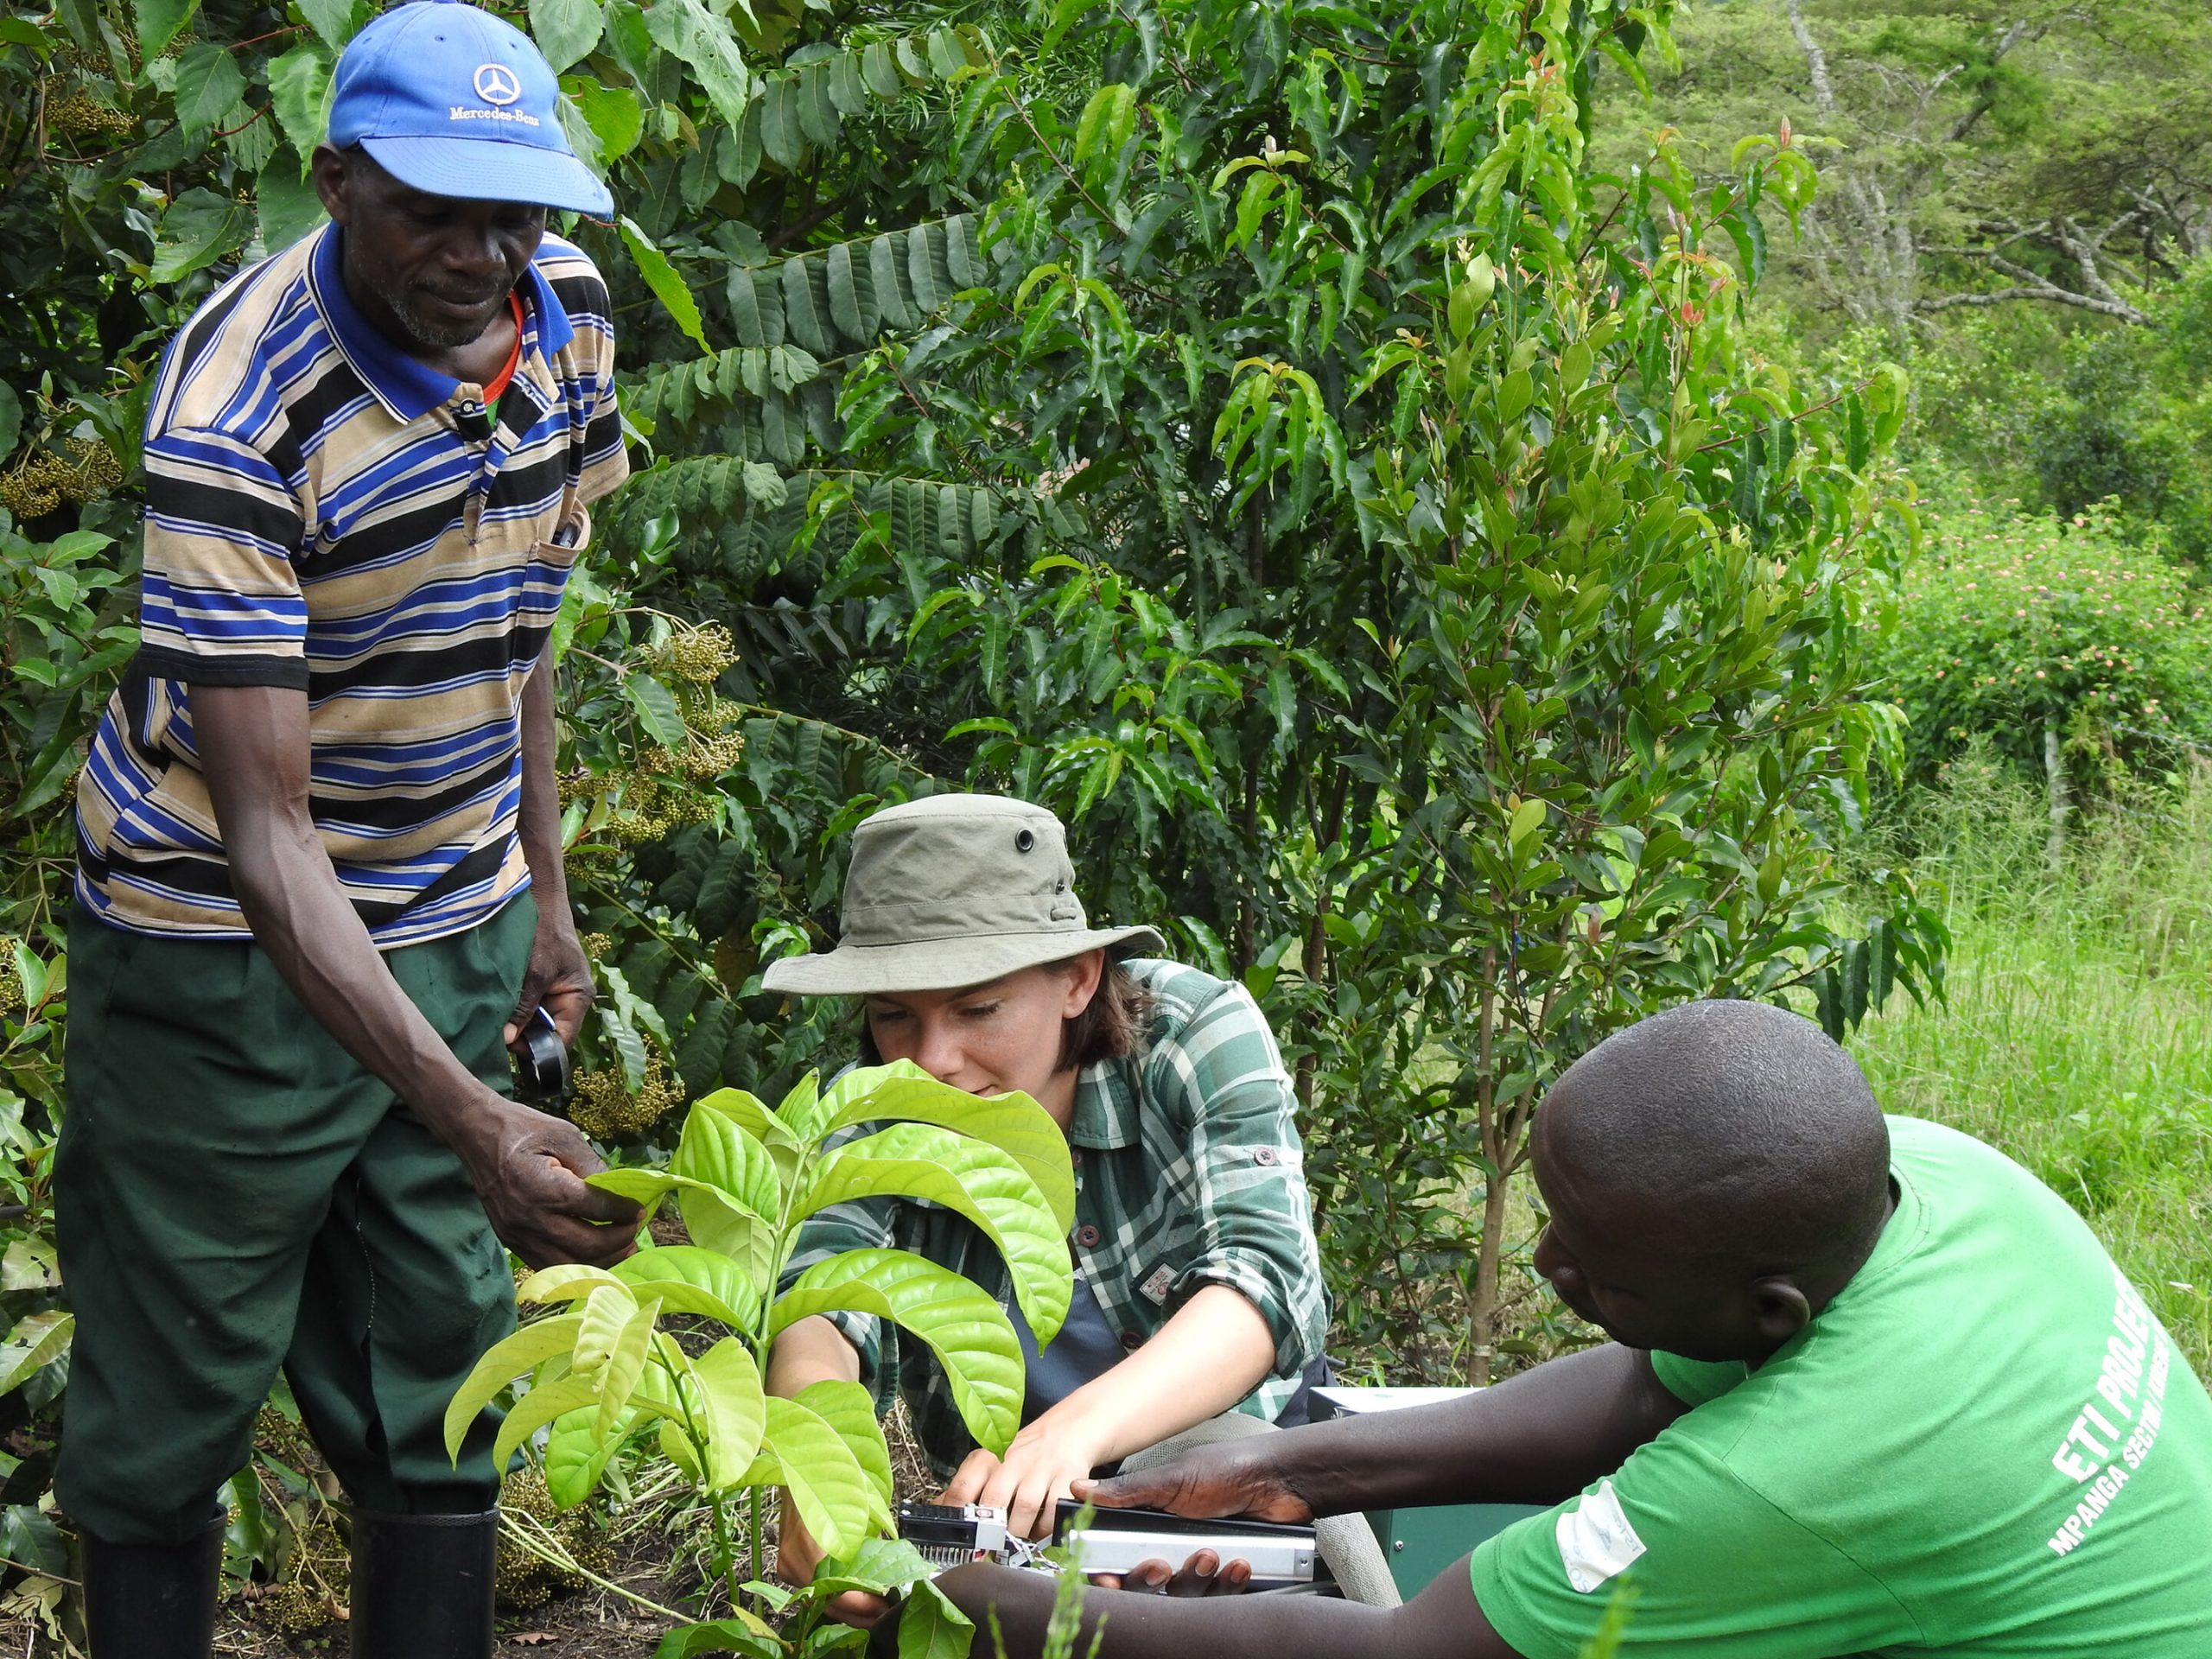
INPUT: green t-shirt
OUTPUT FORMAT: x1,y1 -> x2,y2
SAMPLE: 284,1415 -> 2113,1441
1470,1116 -> 2212,1657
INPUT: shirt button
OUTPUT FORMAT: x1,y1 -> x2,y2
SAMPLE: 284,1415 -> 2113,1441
1119,1332 -> 1142,1351
1075,1224 -> 1102,1249
1071,1150 -> 1084,1166
1254,1147 -> 1279,1166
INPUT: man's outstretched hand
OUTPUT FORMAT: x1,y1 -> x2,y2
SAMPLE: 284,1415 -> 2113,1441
1073,1441 -> 1315,1527
455,1089 -> 641,1268
1070,1442 -> 1315,1596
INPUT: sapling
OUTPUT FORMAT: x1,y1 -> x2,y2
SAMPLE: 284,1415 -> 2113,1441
446,1059 -> 1076,1657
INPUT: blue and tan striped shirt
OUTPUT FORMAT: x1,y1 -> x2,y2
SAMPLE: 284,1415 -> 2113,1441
75,224 -> 626,945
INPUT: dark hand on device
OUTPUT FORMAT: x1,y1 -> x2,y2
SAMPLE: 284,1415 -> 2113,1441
1074,1443 -> 1315,1529
1097,1547 -> 1255,1597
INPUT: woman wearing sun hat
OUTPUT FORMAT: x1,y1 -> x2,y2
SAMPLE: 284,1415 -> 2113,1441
761,792 -> 1338,1601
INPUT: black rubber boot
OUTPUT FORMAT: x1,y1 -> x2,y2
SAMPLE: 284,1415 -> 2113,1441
81,1519 -> 223,1658
349,1508 -> 499,1659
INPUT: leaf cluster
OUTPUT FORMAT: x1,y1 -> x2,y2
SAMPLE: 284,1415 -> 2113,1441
447,1061 -> 1072,1650
1876,499 -> 2212,779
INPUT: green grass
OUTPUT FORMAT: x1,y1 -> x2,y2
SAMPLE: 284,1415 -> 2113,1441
1846,749 -> 2212,1382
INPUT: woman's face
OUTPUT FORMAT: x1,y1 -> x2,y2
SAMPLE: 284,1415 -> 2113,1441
865,954 -> 1105,1111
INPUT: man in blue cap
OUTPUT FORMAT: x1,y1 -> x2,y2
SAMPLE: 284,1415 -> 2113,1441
57,4 -> 639,1653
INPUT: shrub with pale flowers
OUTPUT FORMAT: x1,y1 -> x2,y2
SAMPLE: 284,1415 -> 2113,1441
1878,502 -> 2212,780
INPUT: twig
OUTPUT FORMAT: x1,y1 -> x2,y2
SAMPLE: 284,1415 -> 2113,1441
502,1508 -> 690,1624
0,1556 -> 77,1586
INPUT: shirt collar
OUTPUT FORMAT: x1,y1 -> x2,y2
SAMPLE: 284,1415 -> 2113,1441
1067,1058 -> 1141,1150
307,224 -> 575,423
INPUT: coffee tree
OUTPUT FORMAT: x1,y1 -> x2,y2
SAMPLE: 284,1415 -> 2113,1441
448,1059 -> 1074,1655
760,0 -> 1949,1378
520,0 -> 1949,1382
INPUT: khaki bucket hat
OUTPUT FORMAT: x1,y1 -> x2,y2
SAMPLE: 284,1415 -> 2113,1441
760,794 -> 1166,996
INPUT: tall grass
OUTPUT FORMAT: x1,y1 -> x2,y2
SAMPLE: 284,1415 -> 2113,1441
1847,747 -> 2212,1381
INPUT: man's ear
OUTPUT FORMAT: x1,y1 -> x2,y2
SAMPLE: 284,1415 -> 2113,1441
310,144 -> 352,224
1747,1275 -> 1813,1347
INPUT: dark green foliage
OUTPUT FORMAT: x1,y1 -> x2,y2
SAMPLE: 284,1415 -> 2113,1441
568,0 -> 1952,1389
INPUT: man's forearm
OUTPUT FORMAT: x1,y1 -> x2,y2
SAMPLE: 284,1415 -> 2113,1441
1269,1342 -> 1687,1515
195,683 -> 490,1144
931,1555 -> 1512,1659
226,809 -> 493,1138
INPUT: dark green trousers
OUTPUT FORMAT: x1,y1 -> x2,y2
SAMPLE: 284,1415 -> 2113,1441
54,897 -> 531,1547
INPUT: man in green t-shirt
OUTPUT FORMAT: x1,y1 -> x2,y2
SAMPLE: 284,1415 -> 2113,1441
908,1000 -> 2212,1658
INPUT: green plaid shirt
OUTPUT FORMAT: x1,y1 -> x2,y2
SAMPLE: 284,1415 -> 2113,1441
782,958 -> 1329,1479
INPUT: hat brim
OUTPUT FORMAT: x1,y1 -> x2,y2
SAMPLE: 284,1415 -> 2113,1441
359,134 -> 613,216
761,925 -> 1166,997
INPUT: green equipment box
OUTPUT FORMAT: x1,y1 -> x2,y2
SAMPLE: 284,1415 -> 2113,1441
1312,1386 -> 1546,1599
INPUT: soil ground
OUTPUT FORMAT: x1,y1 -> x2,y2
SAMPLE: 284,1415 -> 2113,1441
0,1400 -> 934,1656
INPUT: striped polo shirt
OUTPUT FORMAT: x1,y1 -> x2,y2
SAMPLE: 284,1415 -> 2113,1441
74,223 -> 628,946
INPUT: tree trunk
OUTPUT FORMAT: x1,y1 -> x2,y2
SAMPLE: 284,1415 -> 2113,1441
2044,714 -> 2069,872
1466,1169 -> 1515,1387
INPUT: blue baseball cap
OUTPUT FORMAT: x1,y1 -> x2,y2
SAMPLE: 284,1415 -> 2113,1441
327,0 -> 613,216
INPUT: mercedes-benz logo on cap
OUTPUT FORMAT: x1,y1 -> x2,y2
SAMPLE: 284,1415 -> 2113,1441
473,62 -> 522,106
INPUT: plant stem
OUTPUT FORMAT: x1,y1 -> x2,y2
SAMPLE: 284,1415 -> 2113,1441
501,1509 -> 694,1624
747,1488 -> 765,1613
709,1489 -> 741,1614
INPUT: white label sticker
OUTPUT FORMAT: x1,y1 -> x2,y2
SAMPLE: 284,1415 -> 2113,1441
1554,1479 -> 1646,1594
1139,1265 -> 1173,1304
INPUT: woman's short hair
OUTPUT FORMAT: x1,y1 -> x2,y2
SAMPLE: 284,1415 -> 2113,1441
855,954 -> 1154,1072
1058,955 -> 1154,1071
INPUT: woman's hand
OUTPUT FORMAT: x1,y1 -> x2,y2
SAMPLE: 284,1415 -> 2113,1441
774,1501 -> 894,1629
938,1414 -> 1112,1541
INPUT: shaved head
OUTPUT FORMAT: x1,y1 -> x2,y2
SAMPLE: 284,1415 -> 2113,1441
1530,1001 -> 1895,1361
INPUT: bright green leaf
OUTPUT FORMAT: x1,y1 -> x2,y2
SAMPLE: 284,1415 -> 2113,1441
653,1618 -> 784,1659
571,79 -> 644,162
619,218 -> 712,356
493,1370 -> 603,1471
672,1093 -> 782,1217
898,1578 -> 978,1659
689,1335 -> 768,1489
760,1393 -> 871,1558
796,1378 -> 894,1523
529,0 -> 603,73
0,1237 -> 57,1294
544,1404 -> 635,1508
795,1122 -> 1071,1346
813,1061 -> 1076,1231
613,1245 -> 760,1328
0,1313 -> 70,1396
771,1249 -> 1024,1454
441,1313 -> 584,1461
265,42 -> 333,157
